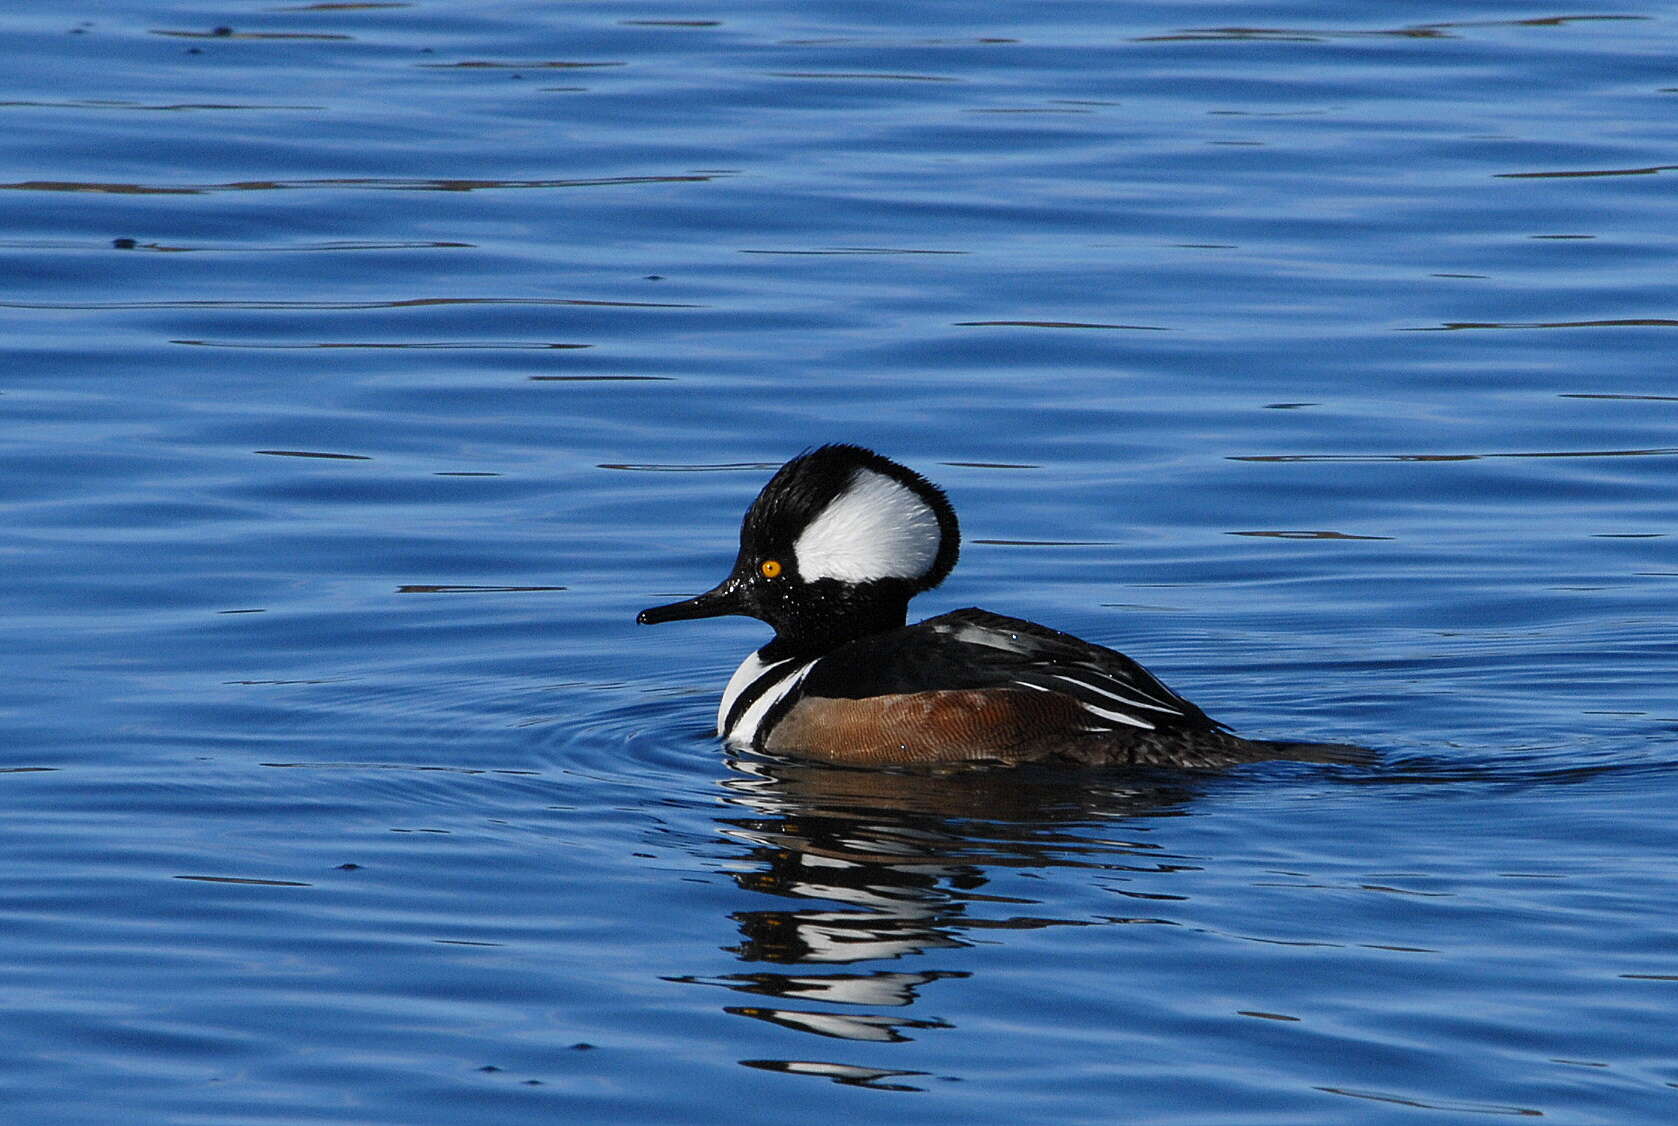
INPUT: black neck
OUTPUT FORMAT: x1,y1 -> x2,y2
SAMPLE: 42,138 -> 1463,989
757,579 -> 913,661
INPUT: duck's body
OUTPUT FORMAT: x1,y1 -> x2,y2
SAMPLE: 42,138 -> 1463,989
640,445 -> 1364,769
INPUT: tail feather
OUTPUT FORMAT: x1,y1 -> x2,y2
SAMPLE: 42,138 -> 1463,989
1257,740 -> 1376,765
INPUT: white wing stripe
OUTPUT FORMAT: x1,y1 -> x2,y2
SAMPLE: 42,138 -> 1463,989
1046,672 -> 1182,714
1077,701 -> 1156,730
1012,680 -> 1156,730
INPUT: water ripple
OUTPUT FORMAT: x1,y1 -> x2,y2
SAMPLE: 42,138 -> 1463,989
0,174 -> 726,195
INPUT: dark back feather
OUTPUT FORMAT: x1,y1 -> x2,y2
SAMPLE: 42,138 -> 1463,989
799,607 -> 1225,735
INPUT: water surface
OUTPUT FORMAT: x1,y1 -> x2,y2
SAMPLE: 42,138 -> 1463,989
3,1 -> 1676,1122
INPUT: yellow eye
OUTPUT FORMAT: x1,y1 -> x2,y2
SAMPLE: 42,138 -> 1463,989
759,559 -> 783,579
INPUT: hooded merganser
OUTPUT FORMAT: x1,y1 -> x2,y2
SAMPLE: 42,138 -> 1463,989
638,444 -> 1367,769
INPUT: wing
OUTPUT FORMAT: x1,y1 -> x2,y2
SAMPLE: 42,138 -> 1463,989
799,606 -> 1226,736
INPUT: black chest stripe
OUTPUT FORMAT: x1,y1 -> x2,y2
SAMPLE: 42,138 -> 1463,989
723,661 -> 796,740
751,687 -> 806,752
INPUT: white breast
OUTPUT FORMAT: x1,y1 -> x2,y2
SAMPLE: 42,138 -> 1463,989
718,650 -> 815,747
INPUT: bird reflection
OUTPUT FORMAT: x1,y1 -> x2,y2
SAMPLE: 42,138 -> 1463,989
669,754 -> 1206,1089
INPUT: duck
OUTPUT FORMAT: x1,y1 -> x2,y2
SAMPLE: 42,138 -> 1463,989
638,444 -> 1367,769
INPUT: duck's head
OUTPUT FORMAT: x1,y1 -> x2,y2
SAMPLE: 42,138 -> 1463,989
638,444 -> 959,655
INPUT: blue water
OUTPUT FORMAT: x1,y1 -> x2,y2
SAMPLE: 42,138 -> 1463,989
4,0 -> 1677,1121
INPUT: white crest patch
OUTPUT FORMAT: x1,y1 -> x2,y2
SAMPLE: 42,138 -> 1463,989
793,468 -> 941,583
